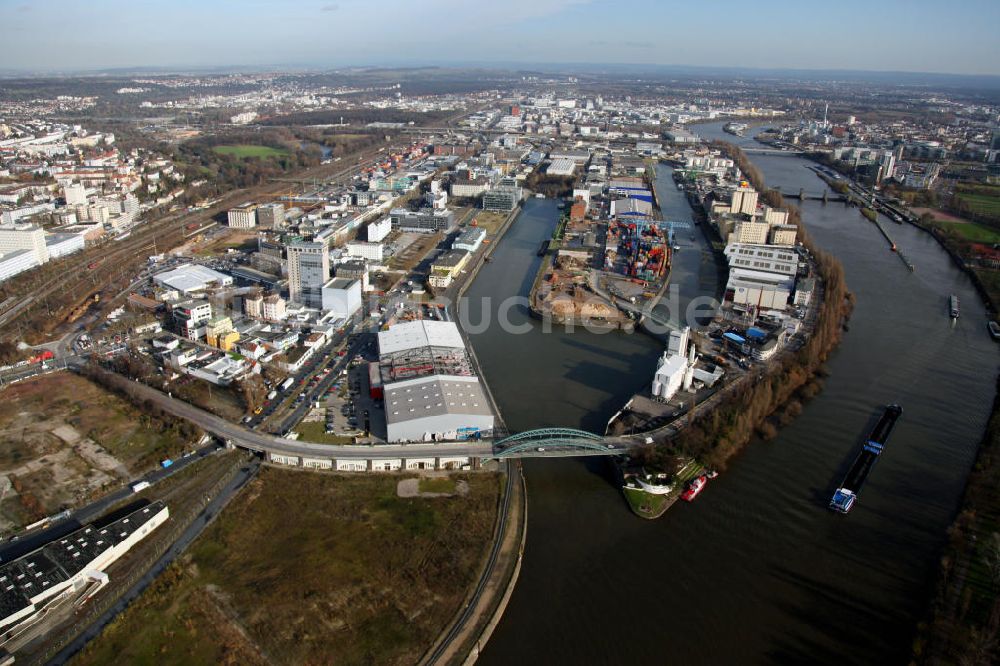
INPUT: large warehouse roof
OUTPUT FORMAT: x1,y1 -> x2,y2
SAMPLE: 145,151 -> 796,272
384,375 -> 492,426
377,320 -> 465,355
154,263 -> 233,294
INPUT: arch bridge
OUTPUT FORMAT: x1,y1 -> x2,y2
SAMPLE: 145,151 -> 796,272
492,428 -> 628,458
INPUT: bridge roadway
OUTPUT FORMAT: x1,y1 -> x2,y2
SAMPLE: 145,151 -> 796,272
96,365 -> 635,461
740,147 -> 806,155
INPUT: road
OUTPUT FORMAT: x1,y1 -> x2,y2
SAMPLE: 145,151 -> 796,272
423,460 -> 519,664
65,360 -> 638,460
0,441 -> 223,564
47,457 -> 260,665
252,317 -> 374,434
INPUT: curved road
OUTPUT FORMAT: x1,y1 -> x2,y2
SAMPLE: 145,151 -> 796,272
424,460 -> 518,664
73,363 -> 636,460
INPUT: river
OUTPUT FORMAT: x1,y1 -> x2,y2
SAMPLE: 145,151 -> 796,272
466,123 -> 998,665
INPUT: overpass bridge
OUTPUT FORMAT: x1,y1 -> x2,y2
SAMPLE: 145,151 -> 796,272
82,366 -> 634,470
772,186 -> 847,203
740,147 -> 806,156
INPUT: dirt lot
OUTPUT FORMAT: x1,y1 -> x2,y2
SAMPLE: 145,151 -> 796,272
192,228 -> 259,257
470,210 -> 508,234
911,207 -> 969,223
72,468 -> 500,666
0,372 -> 194,533
388,231 -> 443,273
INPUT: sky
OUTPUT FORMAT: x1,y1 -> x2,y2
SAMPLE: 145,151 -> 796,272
1,0 -> 998,76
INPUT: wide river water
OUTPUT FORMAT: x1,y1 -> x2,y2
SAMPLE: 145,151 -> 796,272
464,121 -> 998,665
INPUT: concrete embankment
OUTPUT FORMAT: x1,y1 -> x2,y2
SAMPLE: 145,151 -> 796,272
417,204 -> 527,664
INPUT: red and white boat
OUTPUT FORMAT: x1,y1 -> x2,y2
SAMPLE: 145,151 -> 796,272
680,475 -> 708,502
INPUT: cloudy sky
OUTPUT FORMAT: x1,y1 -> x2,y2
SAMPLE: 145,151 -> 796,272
1,0 -> 998,75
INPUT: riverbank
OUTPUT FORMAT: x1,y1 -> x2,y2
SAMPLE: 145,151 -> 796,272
423,202 -> 525,665
802,151 -> 999,314
913,374 -> 1000,665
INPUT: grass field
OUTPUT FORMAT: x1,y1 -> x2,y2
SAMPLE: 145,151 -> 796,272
623,486 -> 670,518
0,372 -> 192,532
956,192 -> 1000,218
933,220 -> 1000,244
72,469 -> 501,666
212,144 -> 289,159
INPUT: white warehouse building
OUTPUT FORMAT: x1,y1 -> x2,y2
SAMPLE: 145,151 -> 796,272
377,320 -> 495,442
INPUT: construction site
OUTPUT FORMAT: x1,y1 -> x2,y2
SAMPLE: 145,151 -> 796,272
532,247 -> 633,331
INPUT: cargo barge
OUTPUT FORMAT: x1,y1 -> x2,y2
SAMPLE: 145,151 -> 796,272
829,404 -> 903,513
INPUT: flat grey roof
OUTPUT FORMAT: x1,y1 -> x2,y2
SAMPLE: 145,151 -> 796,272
384,375 -> 493,425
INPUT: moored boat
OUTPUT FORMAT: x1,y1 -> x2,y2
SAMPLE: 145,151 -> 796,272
681,475 -> 708,502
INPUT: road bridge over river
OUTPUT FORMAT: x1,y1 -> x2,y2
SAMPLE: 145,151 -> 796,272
85,366 -> 634,468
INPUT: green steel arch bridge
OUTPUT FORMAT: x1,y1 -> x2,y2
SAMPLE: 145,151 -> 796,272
490,428 -> 631,458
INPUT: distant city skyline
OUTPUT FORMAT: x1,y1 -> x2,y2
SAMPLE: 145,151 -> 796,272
2,0 -> 999,76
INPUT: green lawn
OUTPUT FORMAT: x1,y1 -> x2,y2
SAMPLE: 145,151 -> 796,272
957,192 -> 1000,217
212,144 -> 289,159
934,220 -> 1000,244
623,486 -> 670,518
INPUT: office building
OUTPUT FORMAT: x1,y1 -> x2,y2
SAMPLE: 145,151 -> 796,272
227,203 -> 257,229
321,277 -> 362,319
366,217 -> 392,243
256,202 -> 285,229
0,224 -> 48,264
287,241 -> 329,308
482,186 -> 520,212
450,177 -> 489,198
172,299 -> 212,339
389,208 -> 454,233
0,250 -> 41,282
63,182 -> 87,206
346,241 -> 384,262
44,232 -> 86,259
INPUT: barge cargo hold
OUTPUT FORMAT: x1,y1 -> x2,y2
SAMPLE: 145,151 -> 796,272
829,404 -> 903,514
